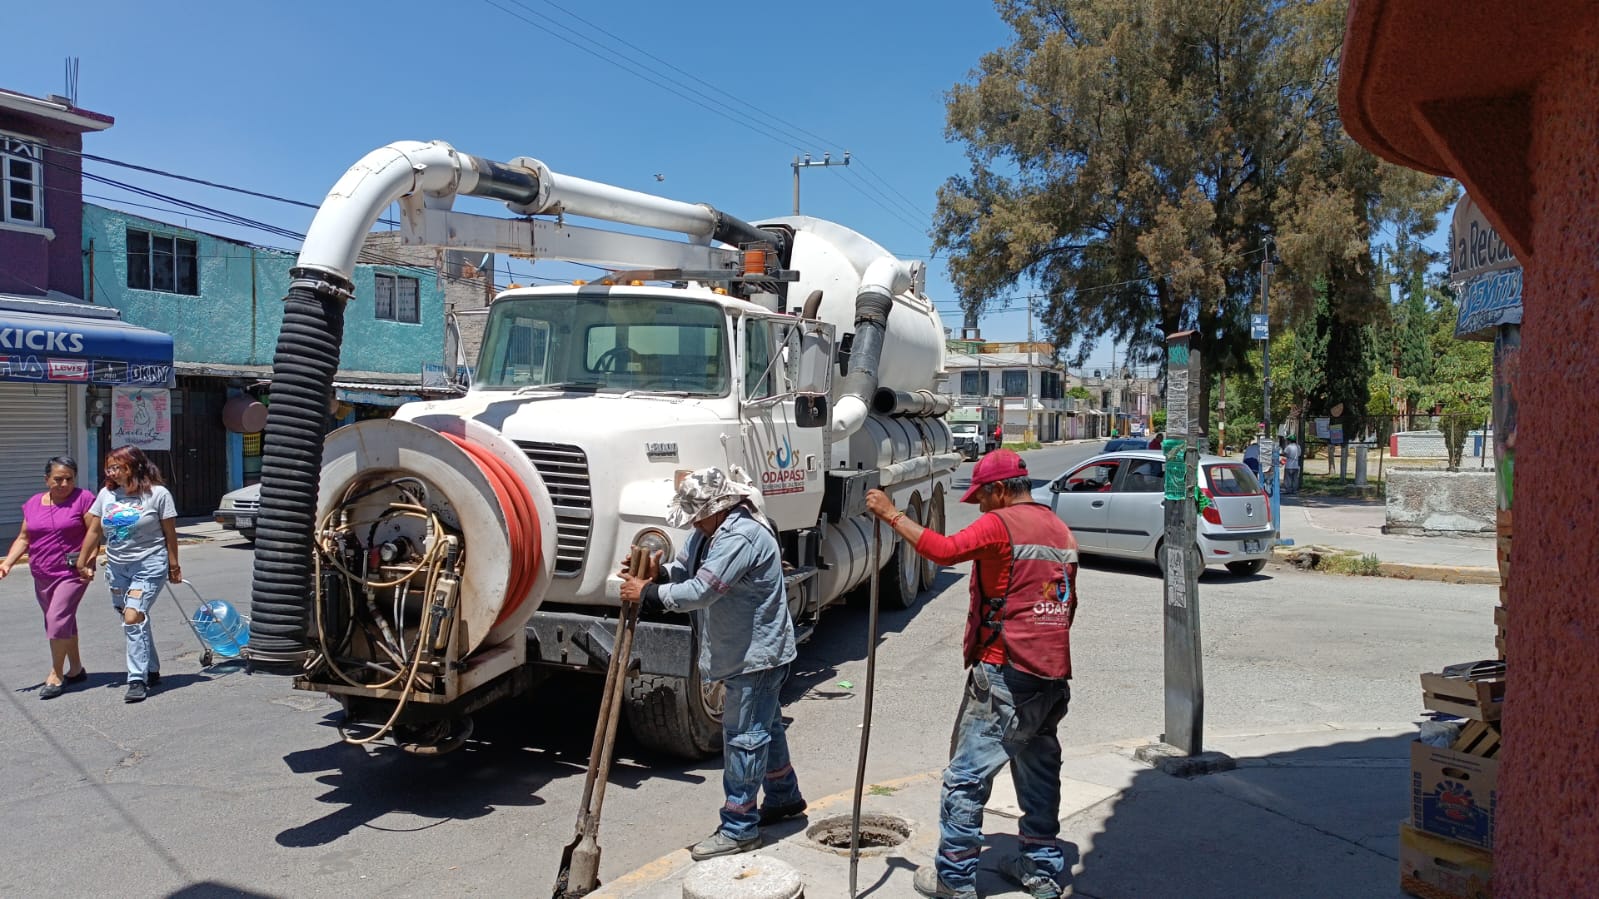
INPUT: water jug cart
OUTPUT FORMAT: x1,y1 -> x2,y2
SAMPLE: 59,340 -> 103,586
167,579 -> 251,667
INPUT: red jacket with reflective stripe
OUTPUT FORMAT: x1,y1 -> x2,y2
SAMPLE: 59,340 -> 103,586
962,503 -> 1079,679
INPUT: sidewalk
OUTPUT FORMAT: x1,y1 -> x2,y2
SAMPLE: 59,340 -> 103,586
1274,494 -> 1496,577
592,723 -> 1414,898
174,515 -> 239,543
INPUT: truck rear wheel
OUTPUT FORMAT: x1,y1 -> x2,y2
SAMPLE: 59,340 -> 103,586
882,496 -> 923,610
624,661 -> 724,760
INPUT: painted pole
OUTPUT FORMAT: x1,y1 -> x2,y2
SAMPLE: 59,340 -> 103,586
1160,331 -> 1204,755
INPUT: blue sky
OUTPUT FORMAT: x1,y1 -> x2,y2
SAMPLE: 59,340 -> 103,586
6,0 -> 1449,379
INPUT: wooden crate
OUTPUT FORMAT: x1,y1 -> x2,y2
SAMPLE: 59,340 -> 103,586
1421,662 -> 1506,722
1452,720 -> 1501,758
1494,605 -> 1506,659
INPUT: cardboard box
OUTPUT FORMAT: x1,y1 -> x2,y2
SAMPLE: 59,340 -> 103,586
1411,742 -> 1498,850
1400,822 -> 1493,899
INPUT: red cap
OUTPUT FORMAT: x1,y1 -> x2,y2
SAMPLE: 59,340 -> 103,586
961,449 -> 1028,503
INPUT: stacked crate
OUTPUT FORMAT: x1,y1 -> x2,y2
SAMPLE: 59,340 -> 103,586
1402,660 -> 1503,899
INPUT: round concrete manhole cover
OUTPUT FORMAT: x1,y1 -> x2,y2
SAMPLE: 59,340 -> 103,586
682,854 -> 803,899
805,814 -> 912,856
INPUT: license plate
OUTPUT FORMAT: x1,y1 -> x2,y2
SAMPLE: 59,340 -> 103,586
1243,539 -> 1262,553
235,515 -> 254,529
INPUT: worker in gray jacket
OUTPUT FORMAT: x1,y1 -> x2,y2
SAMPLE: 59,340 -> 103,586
619,465 -> 805,860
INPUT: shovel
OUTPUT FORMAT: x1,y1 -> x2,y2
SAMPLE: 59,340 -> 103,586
848,518 -> 884,898
553,546 -> 649,898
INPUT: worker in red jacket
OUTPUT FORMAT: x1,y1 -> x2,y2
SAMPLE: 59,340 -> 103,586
865,449 -> 1078,899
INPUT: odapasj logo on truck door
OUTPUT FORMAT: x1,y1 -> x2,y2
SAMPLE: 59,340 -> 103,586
761,435 -> 805,495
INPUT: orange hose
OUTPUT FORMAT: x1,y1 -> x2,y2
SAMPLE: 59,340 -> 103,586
442,434 -> 542,626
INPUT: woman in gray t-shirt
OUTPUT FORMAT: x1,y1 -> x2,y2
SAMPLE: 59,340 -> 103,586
77,446 -> 181,704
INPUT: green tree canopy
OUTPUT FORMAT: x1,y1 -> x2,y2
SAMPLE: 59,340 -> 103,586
934,0 -> 1455,424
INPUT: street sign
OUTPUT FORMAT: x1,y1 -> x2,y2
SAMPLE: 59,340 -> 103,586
1251,314 -> 1269,340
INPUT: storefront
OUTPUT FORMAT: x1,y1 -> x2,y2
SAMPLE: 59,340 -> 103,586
0,298 -> 173,527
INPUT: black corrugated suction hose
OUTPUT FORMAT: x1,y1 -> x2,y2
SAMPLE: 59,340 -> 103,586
247,279 -> 348,672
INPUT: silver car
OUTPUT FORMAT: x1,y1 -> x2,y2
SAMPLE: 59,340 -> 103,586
213,482 -> 261,542
1033,450 -> 1274,575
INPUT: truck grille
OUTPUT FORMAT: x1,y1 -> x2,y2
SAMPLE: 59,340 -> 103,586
515,441 -> 592,577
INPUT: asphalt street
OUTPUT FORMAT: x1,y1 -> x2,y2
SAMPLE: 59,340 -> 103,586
0,445 -> 1498,897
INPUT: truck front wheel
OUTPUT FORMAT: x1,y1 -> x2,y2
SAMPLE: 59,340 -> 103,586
624,666 -> 724,760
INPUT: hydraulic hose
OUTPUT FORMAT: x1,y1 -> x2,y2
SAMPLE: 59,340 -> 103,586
441,433 -> 542,625
246,277 -> 349,672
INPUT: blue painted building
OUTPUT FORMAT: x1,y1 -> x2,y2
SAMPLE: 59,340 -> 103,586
83,204 -> 459,511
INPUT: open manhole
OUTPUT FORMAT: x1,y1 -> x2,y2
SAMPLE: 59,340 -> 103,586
805,814 -> 912,856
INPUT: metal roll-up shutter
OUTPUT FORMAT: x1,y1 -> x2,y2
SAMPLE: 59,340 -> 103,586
0,383 -> 70,529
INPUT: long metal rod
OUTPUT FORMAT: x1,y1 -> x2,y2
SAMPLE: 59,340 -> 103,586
849,519 -> 883,897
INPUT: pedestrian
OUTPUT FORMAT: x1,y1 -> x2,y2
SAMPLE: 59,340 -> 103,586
0,456 -> 96,699
76,446 -> 181,704
1242,438 -> 1261,476
865,449 -> 1079,899
1147,431 -> 1164,450
617,465 -> 805,860
1285,436 -> 1302,493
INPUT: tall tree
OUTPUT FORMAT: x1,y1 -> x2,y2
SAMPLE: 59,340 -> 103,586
934,0 -> 1455,426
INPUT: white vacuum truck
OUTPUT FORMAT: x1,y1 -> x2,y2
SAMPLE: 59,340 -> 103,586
244,141 -> 959,756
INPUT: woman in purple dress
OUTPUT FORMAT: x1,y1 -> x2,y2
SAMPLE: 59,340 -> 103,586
0,456 -> 95,699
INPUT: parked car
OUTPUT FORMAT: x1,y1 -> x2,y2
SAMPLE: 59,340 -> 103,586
213,482 -> 261,542
1032,450 -> 1273,575
1104,436 -> 1152,453
951,422 -> 997,460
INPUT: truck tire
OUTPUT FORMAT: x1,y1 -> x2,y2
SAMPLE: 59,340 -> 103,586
623,664 -> 725,760
920,488 -> 945,592
882,496 -> 923,610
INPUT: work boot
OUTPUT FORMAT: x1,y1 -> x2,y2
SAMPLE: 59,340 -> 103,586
690,830 -> 760,861
913,864 -> 976,899
1002,855 -> 1064,899
758,798 -> 808,826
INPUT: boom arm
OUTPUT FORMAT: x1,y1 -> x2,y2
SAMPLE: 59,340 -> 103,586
295,140 -> 777,290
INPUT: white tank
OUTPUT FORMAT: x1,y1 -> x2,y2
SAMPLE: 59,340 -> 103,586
758,216 -> 947,396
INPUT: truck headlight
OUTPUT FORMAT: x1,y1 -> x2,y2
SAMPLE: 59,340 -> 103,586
632,528 -> 672,564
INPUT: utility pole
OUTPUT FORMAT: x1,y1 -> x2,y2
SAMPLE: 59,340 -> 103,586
791,152 -> 850,215
1258,237 -> 1279,531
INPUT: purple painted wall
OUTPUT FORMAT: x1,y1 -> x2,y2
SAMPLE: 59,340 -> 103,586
0,93 -> 110,299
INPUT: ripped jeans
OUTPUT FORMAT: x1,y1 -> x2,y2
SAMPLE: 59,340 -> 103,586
718,663 -> 803,841
106,554 -> 167,682
937,662 -> 1071,890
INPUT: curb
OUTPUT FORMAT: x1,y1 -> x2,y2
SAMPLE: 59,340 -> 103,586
1271,545 -> 1499,584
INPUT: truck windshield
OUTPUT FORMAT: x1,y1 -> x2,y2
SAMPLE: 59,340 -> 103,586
475,294 -> 730,396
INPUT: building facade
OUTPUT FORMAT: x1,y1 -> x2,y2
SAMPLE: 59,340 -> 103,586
83,205 -> 459,512
1340,3 -> 1599,890
940,341 -> 1074,442
0,87 -> 173,529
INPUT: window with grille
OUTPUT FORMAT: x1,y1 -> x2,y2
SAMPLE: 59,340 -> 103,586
960,370 -> 989,396
2,134 -> 43,227
375,273 -> 421,323
126,228 -> 199,295
1002,369 -> 1029,397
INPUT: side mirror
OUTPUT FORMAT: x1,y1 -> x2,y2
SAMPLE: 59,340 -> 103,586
1050,477 -> 1067,493
795,395 -> 828,429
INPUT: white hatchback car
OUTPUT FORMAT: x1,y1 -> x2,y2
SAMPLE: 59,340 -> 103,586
1032,450 -> 1274,575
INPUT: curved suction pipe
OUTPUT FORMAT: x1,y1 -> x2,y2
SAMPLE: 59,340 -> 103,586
832,257 -> 915,439
873,388 -> 953,418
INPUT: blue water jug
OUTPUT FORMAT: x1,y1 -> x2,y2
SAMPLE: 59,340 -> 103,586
193,600 -> 249,658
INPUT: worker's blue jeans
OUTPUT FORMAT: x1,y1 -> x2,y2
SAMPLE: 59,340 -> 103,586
719,663 -> 802,841
937,662 -> 1071,890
